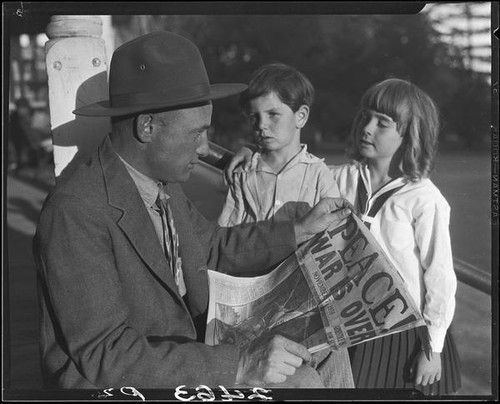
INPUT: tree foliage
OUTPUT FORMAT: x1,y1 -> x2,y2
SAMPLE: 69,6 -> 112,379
114,12 -> 491,150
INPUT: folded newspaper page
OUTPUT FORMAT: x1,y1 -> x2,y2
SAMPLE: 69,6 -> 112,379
206,214 -> 425,353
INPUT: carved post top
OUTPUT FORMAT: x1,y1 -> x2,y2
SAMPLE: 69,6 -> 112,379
46,15 -> 103,39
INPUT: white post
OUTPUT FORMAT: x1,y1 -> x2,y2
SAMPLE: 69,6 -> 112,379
45,15 -> 110,180
100,15 -> 115,77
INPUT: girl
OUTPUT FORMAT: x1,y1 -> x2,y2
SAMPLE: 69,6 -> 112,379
331,78 -> 461,394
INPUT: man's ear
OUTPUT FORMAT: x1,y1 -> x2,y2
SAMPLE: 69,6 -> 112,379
135,113 -> 154,143
295,105 -> 309,129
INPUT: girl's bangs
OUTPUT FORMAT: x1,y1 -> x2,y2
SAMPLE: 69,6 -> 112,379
361,83 -> 409,125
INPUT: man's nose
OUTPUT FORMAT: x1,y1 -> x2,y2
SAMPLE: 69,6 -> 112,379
196,132 -> 210,157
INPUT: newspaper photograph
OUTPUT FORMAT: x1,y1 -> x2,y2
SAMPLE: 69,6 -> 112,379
206,214 -> 425,353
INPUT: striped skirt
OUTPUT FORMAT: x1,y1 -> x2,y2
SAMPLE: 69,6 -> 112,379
348,326 -> 461,395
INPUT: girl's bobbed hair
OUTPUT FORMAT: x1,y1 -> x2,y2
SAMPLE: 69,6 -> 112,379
347,78 -> 440,181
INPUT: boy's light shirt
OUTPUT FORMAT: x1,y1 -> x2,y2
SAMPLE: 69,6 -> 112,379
218,144 -> 340,226
331,162 -> 457,353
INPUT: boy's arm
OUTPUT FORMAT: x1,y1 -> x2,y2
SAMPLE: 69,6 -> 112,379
218,172 -> 246,227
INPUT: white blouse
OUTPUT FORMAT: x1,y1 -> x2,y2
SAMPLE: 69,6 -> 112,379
330,162 -> 457,352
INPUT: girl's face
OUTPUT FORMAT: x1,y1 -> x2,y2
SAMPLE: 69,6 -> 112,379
245,91 -> 305,153
357,109 -> 403,162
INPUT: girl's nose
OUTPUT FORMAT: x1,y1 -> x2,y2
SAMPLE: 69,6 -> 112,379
363,116 -> 376,135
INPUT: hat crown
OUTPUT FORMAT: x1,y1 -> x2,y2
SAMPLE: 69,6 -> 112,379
72,30 -> 246,116
109,31 -> 209,104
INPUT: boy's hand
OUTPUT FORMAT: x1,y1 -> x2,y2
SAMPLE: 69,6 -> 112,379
224,146 -> 255,185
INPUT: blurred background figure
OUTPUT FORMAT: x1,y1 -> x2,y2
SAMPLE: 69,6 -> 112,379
8,98 -> 39,173
8,98 -> 52,175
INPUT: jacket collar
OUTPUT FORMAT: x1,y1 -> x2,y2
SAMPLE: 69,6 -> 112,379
98,136 -> 183,299
358,162 -> 407,198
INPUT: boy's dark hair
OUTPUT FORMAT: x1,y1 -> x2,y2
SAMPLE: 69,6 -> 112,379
240,63 -> 314,112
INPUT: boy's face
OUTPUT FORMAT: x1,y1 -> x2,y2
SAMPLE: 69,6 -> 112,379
245,92 -> 307,152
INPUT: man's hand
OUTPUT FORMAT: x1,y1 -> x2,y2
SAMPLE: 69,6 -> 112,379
223,146 -> 255,185
411,350 -> 442,386
235,335 -> 314,386
294,197 -> 353,245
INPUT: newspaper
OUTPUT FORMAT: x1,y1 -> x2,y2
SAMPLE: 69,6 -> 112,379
206,214 -> 425,353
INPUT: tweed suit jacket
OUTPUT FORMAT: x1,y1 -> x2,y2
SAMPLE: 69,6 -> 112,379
33,136 -> 298,389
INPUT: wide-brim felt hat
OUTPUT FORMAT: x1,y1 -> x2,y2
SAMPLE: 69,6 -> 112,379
73,31 -> 247,117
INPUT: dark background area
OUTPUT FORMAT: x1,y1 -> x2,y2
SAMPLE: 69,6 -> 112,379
4,2 -> 492,152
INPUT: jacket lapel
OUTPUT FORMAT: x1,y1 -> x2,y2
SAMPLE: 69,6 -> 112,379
98,137 -> 182,299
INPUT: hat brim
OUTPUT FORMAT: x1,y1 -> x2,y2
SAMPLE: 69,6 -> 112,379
73,83 -> 247,117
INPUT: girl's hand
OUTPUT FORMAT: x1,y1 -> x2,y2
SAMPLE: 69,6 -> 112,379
412,350 -> 442,386
223,146 -> 255,185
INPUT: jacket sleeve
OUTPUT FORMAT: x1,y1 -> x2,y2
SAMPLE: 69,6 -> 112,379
35,192 -> 240,388
173,184 -> 298,276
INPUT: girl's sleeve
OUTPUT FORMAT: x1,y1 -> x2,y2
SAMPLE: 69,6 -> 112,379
414,194 -> 457,352
217,171 -> 246,227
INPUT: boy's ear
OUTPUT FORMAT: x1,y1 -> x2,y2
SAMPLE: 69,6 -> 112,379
135,113 -> 155,143
295,105 -> 310,129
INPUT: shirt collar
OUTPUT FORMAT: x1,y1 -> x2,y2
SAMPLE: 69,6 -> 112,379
358,162 -> 407,196
117,154 -> 169,207
255,144 -> 324,173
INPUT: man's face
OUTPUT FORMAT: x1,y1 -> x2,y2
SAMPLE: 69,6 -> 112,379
146,103 -> 212,183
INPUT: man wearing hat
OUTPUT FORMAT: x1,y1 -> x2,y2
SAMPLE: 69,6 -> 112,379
34,31 -> 352,389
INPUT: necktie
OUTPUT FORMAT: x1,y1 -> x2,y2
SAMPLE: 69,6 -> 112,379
156,185 -> 186,297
